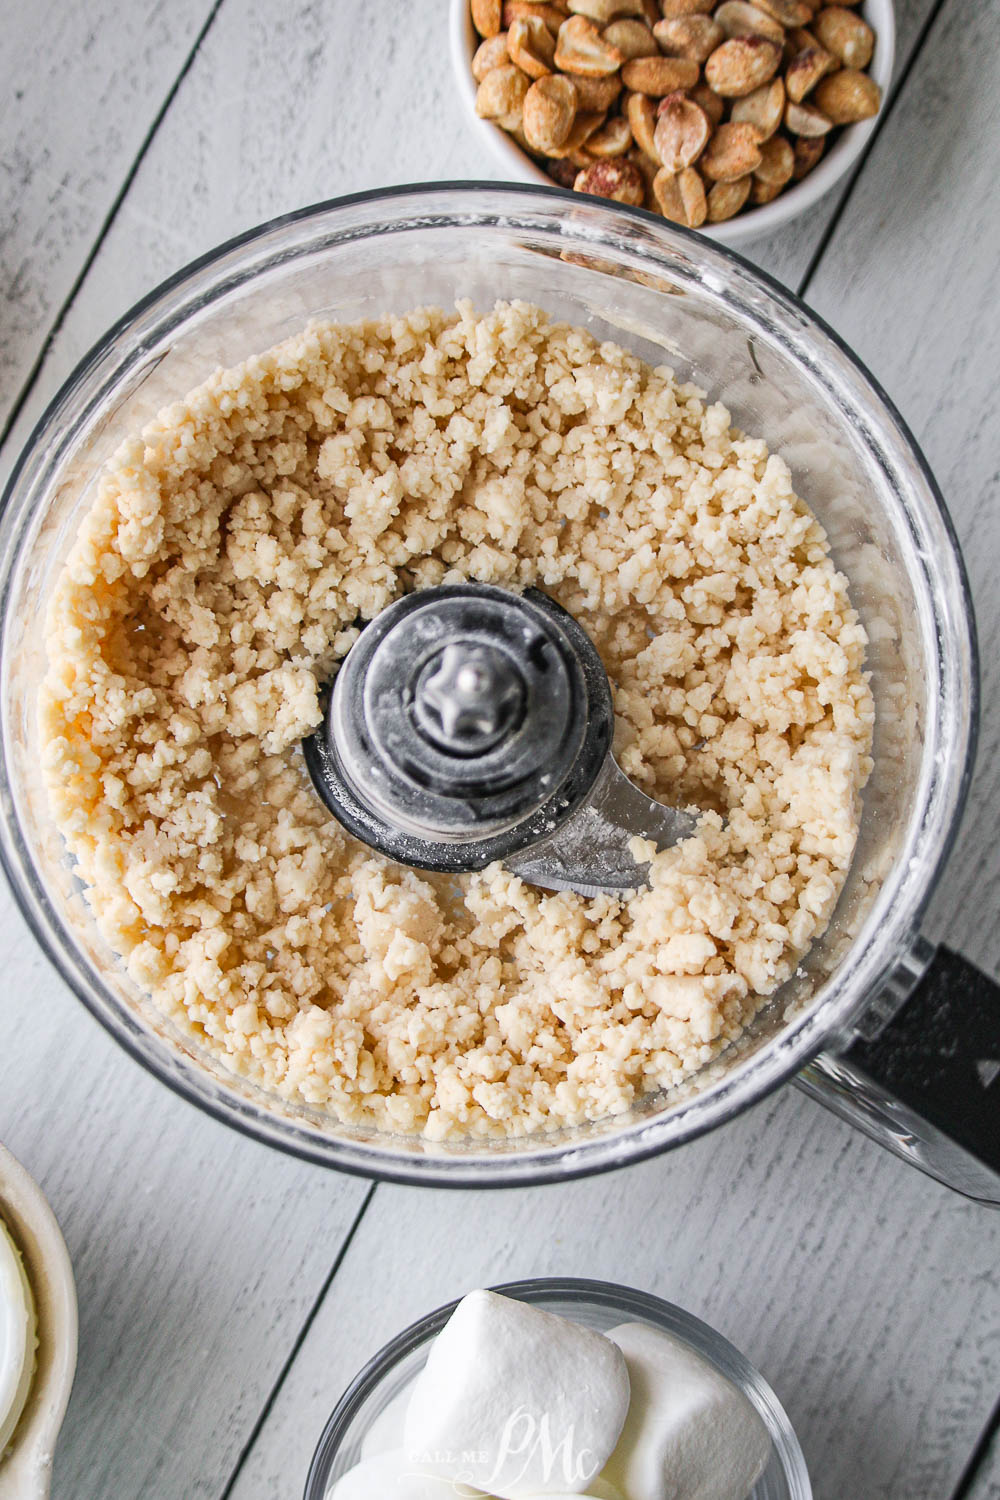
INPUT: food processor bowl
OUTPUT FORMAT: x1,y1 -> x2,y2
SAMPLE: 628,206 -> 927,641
304,1277 -> 811,1500
0,184 -> 992,1195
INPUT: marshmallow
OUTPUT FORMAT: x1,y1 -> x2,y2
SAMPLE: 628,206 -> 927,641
361,1386 -> 412,1459
601,1323 -> 771,1500
329,1449 -> 489,1499
403,1290 -> 630,1498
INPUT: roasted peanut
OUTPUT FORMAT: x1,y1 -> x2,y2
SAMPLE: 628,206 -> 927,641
628,146 -> 661,194
653,165 -> 707,225
626,90 -> 660,156
814,67 -> 880,122
586,114 -> 634,154
792,133 -> 825,177
523,73 -> 579,150
659,0 -> 714,13
713,1 -> 785,43
754,133 -> 795,185
567,0 -> 644,17
785,43 -> 835,101
784,98 -> 832,134
704,35 -> 781,96
691,80 -> 725,125
621,54 -> 700,91
602,18 -> 659,58
503,0 -> 567,30
701,120 -> 763,179
574,157 -> 646,202
751,176 -> 782,204
653,15 -> 725,61
548,107 -> 607,154
707,174 -> 753,219
571,71 -> 624,108
548,156 -> 580,185
654,92 -> 711,170
753,0 -> 812,24
731,75 -> 785,137
783,24 -> 819,59
466,0 -> 879,228
472,0 -> 503,37
813,5 -> 874,68
509,15 -> 558,74
472,32 -> 510,80
569,0 -> 656,13
555,13 -> 625,72
475,64 -> 532,128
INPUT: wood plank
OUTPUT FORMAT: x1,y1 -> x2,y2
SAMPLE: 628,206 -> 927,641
0,0 -> 496,479
0,894 -> 368,1499
964,1420 -> 1000,1500
799,0 -> 1000,981
0,0 -> 213,424
224,1087 -> 1000,1500
2,2 -> 997,1499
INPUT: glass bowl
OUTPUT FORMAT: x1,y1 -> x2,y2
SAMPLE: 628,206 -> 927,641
0,184 -> 974,1185
304,1277 -> 812,1500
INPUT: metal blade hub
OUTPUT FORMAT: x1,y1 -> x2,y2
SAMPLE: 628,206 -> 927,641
302,582 -> 697,893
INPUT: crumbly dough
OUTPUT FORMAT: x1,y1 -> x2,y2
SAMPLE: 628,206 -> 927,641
40,301 -> 873,1140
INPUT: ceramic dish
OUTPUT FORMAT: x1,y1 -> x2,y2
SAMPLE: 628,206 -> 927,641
449,0 -> 896,245
0,1146 -> 77,1500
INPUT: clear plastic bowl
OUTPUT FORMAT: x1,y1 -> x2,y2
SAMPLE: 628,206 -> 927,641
0,184 -> 975,1186
304,1277 -> 812,1500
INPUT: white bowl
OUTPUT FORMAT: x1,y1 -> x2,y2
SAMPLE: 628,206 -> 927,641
449,0 -> 895,246
0,1147 -> 77,1500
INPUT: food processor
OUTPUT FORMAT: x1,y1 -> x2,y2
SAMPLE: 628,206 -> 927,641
0,184 -> 996,1200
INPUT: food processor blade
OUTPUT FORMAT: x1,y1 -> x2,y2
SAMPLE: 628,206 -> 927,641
302,582 -> 698,895
504,752 -> 697,896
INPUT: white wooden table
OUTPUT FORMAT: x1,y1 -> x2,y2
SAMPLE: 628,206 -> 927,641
2,3 -> 999,1496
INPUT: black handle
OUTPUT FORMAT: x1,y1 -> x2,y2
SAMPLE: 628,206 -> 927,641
799,946 -> 1000,1205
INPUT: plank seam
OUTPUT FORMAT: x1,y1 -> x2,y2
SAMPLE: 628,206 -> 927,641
797,0 -> 953,298
216,1180 -> 379,1500
0,0 -> 229,456
949,1390 -> 1000,1500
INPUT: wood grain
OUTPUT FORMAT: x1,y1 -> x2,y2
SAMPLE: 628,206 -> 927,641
2,1 -> 999,1498
0,0 -> 213,426
800,0 -> 1000,984
965,1421 -> 1000,1500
